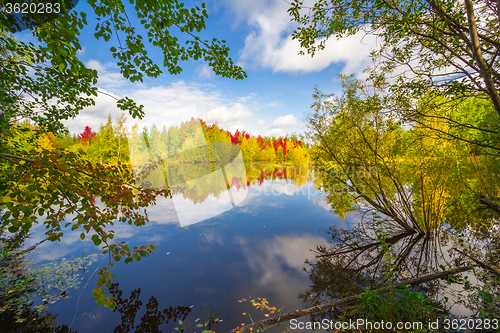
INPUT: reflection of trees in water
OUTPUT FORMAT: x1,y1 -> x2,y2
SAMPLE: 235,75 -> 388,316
137,161 -> 312,204
246,163 -> 310,188
0,307 -> 76,333
0,230 -> 86,333
299,220 -> 459,314
0,229 -> 191,332
109,282 -> 191,333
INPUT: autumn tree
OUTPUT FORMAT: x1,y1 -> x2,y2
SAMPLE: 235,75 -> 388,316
0,0 -> 246,310
78,126 -> 97,145
288,0 -> 500,146
114,112 -> 128,162
306,76 -> 492,235
288,0 -> 500,217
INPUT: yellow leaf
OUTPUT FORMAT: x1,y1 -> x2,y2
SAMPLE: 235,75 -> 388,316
243,312 -> 246,315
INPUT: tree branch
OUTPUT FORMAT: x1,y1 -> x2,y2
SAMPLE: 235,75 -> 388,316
453,248 -> 500,277
464,0 -> 500,115
230,266 -> 474,333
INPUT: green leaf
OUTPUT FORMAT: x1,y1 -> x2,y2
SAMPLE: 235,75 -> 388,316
8,226 -> 19,233
478,290 -> 493,304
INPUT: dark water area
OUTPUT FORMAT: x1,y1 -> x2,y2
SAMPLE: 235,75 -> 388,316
23,173 -> 343,332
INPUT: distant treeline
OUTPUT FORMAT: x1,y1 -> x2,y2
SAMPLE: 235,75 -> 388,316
14,114 -> 309,166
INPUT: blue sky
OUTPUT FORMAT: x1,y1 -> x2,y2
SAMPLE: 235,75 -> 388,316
17,0 -> 379,137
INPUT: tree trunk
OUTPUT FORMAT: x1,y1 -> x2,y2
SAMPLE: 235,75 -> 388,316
230,265 -> 473,333
464,0 -> 500,116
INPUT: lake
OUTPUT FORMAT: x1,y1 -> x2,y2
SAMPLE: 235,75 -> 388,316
22,163 -> 346,332
11,161 -> 486,333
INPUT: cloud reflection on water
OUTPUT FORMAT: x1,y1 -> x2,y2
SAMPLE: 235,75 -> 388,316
237,234 -> 329,307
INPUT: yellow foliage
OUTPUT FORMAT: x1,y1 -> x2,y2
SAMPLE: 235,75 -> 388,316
37,132 -> 56,152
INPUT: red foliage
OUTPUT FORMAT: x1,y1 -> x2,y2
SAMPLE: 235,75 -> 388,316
241,130 -> 250,140
192,119 -> 304,158
257,135 -> 267,149
272,138 -> 288,156
228,130 -> 239,144
231,176 -> 241,190
227,129 -> 251,145
79,126 -> 97,144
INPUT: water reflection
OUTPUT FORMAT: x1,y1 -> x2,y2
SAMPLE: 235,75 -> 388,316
299,225 -> 455,305
129,119 -> 248,227
237,235 -> 328,304
1,307 -> 76,333
109,282 -> 191,333
143,162 -> 313,227
14,160 -> 342,333
298,164 -> 500,323
0,230 -> 97,333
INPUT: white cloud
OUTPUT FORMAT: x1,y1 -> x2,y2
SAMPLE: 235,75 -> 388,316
237,93 -> 256,103
269,182 -> 300,195
205,103 -> 253,124
265,128 -> 283,136
62,62 -> 307,137
272,114 -> 300,128
77,46 -> 86,57
225,0 -> 379,74
264,114 -> 305,137
63,88 -> 121,134
64,79 -> 299,137
86,59 -> 105,72
310,195 -> 332,211
256,120 -> 266,127
127,82 -> 256,132
85,59 -> 127,88
197,64 -> 215,80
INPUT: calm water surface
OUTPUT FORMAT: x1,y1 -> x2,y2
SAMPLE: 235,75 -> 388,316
25,173 -> 344,332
